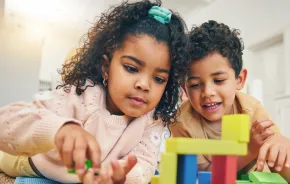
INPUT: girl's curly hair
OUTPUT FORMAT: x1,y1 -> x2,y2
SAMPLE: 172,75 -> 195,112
58,0 -> 188,126
187,20 -> 244,77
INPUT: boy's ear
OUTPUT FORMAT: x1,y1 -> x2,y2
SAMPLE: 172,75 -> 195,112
101,55 -> 110,80
236,68 -> 248,90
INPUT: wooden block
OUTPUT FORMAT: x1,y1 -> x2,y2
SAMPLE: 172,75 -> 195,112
151,175 -> 159,184
212,155 -> 237,184
198,171 -> 211,184
177,155 -> 197,184
249,172 -> 287,184
160,153 -> 177,184
166,138 -> 247,155
222,114 -> 250,143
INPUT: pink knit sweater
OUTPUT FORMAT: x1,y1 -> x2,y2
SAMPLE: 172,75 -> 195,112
0,84 -> 164,183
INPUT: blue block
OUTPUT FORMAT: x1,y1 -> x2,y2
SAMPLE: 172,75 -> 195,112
14,177 -> 61,184
177,154 -> 197,184
198,171 -> 211,184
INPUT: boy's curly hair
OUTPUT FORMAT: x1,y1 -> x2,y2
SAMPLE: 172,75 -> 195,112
59,0 -> 188,126
187,20 -> 244,77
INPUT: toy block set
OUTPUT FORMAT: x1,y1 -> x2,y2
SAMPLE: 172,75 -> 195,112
151,114 -> 288,184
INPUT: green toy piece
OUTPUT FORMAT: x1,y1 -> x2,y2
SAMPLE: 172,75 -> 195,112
236,180 -> 252,184
249,172 -> 287,184
67,160 -> 99,176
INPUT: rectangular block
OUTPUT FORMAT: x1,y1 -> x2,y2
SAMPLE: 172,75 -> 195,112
151,175 -> 159,184
198,171 -> 211,184
212,155 -> 237,184
221,114 -> 250,143
160,153 -> 177,184
166,138 -> 247,155
249,172 -> 287,184
177,155 -> 197,184
236,181 -> 252,184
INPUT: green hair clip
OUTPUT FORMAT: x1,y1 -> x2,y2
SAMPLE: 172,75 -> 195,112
148,6 -> 172,24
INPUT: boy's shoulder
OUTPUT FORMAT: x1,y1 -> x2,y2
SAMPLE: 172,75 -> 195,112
235,91 -> 262,112
175,100 -> 201,126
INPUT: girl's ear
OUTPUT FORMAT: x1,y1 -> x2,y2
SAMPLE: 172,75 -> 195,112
181,83 -> 188,97
101,55 -> 110,80
236,68 -> 248,90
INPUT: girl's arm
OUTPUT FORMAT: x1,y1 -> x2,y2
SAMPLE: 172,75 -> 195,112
0,89 -> 83,156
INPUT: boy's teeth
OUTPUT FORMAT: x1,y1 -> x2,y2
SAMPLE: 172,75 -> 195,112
206,103 -> 216,107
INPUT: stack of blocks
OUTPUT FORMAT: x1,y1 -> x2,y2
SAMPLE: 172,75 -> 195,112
151,114 -> 250,184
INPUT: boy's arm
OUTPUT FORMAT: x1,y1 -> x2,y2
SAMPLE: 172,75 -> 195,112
0,89 -> 82,156
121,120 -> 164,184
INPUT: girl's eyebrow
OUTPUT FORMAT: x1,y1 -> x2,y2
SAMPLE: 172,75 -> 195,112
122,55 -> 169,74
121,55 -> 144,66
187,75 -> 199,81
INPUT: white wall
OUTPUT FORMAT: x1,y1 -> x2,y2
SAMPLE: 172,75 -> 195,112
0,26 -> 42,106
186,0 -> 290,47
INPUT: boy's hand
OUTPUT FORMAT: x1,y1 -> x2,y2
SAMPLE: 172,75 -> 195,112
257,135 -> 290,172
249,120 -> 275,156
55,123 -> 101,180
83,155 -> 137,184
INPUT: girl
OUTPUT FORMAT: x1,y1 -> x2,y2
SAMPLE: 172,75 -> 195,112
0,0 -> 188,183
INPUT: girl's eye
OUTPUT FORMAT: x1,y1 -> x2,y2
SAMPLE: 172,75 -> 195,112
154,77 -> 166,84
189,83 -> 201,88
124,65 -> 138,73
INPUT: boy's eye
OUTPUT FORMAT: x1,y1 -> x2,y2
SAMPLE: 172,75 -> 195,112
154,77 -> 166,84
214,79 -> 225,84
124,65 -> 138,73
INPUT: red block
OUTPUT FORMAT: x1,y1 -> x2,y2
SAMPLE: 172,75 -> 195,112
212,155 -> 237,184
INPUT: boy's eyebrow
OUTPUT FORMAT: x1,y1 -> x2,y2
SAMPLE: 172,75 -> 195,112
121,55 -> 144,66
211,71 -> 227,76
187,71 -> 227,81
156,68 -> 170,74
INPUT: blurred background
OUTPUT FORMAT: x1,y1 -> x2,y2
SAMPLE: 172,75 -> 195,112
0,0 -> 290,136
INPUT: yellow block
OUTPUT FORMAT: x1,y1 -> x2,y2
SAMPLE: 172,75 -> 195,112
166,138 -> 247,155
160,153 -> 177,184
221,114 -> 250,143
151,175 -> 160,184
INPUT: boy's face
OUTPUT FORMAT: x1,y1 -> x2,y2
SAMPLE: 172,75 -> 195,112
184,52 -> 247,122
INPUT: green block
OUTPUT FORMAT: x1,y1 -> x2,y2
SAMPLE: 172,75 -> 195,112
236,180 -> 252,184
68,160 -> 99,175
249,172 -> 287,184
240,174 -> 250,180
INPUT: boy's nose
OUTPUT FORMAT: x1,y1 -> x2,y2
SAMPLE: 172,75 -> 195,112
202,85 -> 216,98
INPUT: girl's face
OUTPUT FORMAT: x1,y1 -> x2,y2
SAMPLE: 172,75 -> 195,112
102,35 -> 171,117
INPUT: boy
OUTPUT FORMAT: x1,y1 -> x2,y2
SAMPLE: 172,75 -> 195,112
170,20 -> 290,181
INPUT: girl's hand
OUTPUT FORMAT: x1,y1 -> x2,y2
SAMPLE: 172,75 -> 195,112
55,123 -> 101,180
257,134 -> 290,171
83,155 -> 137,184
